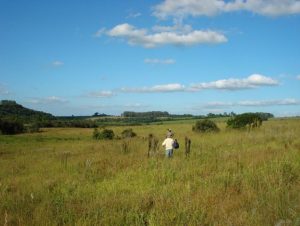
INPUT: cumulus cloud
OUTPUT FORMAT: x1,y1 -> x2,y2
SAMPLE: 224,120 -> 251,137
119,74 -> 278,93
190,74 -> 279,91
144,58 -> 176,64
153,0 -> 300,18
27,96 -> 68,104
52,61 -> 64,67
121,83 -> 185,93
153,0 -> 224,18
87,90 -> 115,98
152,23 -> 193,33
104,23 -> 227,48
205,98 -> 300,108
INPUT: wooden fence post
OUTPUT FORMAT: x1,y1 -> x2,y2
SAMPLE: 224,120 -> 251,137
148,134 -> 159,157
185,137 -> 191,157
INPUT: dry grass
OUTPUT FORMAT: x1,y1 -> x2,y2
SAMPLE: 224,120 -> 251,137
0,118 -> 299,225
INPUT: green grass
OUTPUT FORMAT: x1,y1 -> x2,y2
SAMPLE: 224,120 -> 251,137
0,118 -> 300,225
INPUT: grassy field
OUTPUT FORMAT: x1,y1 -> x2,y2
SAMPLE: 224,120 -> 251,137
0,118 -> 300,225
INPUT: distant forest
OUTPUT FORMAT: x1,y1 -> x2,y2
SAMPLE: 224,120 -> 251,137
0,100 -> 54,121
0,100 -> 274,134
121,111 -> 274,121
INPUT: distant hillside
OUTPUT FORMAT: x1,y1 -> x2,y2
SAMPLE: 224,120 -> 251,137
0,100 -> 55,122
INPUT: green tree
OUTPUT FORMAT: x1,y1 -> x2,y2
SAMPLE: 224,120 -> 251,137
0,118 -> 25,135
227,113 -> 263,129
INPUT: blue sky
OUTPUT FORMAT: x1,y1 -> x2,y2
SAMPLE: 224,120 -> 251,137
0,0 -> 300,116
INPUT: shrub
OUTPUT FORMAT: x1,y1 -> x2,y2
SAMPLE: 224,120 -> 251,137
192,119 -> 220,133
93,128 -> 115,140
0,118 -> 24,135
227,113 -> 263,129
93,128 -> 100,139
121,128 -> 136,138
100,129 -> 114,140
25,123 -> 40,133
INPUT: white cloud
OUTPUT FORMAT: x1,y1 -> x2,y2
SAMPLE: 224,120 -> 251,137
104,23 -> 227,48
238,98 -> 300,106
144,58 -> 176,64
0,84 -> 10,95
205,101 -> 234,108
296,75 -> 300,80
153,0 -> 300,18
126,12 -> 142,18
124,103 -> 148,108
190,74 -> 279,91
94,28 -> 106,37
107,23 -> 147,38
152,23 -> 192,33
52,61 -> 64,67
121,83 -> 185,93
205,98 -> 300,108
27,96 -> 68,104
87,91 -> 115,98
153,0 -> 224,18
119,74 -> 278,93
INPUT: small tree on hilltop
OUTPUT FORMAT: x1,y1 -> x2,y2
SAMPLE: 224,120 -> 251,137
193,119 -> 220,133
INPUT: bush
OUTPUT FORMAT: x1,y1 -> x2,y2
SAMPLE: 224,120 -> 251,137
93,128 -> 114,140
25,123 -> 40,133
93,128 -> 100,139
0,118 -> 24,135
192,119 -> 220,133
121,128 -> 136,138
227,113 -> 263,129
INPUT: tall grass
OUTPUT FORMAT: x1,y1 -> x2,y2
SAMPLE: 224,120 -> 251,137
0,118 -> 299,225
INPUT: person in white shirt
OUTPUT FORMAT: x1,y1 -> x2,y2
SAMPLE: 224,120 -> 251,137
162,136 -> 174,158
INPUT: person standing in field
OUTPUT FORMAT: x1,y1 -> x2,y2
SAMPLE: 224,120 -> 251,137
166,128 -> 173,138
162,134 -> 174,158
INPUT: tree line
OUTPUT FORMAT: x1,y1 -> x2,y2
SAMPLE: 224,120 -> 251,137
121,111 -> 170,118
0,100 -> 274,135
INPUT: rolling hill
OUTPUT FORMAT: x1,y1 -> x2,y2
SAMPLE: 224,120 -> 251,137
0,100 -> 55,122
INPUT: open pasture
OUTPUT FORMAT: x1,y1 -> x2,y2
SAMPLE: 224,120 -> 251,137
0,118 -> 300,225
